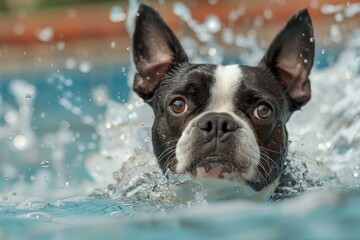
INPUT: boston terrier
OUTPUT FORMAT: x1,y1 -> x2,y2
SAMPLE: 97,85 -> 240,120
131,4 -> 314,193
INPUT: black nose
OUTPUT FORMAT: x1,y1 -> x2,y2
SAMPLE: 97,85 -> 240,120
197,113 -> 239,140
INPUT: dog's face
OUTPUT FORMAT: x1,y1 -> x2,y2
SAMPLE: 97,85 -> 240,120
132,4 -> 314,191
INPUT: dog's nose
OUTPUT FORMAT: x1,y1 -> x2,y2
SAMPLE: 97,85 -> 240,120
197,113 -> 239,139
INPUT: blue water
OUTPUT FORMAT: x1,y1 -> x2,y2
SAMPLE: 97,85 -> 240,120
1,1 -> 360,239
2,189 -> 360,240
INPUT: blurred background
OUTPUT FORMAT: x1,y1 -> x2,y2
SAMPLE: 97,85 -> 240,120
0,0 -> 358,200
0,0 -> 356,73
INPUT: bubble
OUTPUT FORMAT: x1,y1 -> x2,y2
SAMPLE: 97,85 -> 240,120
2,196 -> 8,201
40,160 -> 50,168
310,37 -> 314,42
109,5 -> 126,22
37,27 -> 54,42
79,61 -> 92,73
110,41 -> 116,48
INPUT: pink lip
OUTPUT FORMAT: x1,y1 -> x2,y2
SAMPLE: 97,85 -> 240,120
196,166 -> 227,178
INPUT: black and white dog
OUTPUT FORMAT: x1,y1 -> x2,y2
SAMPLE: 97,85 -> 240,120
131,4 -> 314,193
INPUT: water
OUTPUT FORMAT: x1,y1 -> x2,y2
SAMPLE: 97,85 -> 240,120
1,1 -> 360,239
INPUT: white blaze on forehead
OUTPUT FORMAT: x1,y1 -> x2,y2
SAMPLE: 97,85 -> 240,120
207,65 -> 242,112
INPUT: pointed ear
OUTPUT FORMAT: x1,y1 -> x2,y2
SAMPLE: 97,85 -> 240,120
132,4 -> 188,100
260,9 -> 315,111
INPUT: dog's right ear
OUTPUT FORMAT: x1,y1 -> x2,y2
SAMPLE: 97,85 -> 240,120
132,4 -> 188,101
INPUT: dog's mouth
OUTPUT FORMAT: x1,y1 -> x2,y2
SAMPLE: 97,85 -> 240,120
186,156 -> 242,180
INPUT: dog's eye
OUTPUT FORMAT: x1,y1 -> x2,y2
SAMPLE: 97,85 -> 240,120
254,104 -> 272,119
169,97 -> 187,114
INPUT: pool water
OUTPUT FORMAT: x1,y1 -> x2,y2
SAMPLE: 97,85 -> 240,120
1,1 -> 360,239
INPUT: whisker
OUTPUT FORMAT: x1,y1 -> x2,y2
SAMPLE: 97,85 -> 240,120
157,146 -> 177,164
259,146 -> 284,155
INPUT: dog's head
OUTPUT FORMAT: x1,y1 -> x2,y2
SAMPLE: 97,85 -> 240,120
132,4 -> 314,191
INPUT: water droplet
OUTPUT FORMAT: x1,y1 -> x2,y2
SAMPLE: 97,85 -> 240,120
330,24 -> 342,42
321,4 -> 343,14
325,141 -> 333,149
14,23 -> 25,36
65,182 -> 70,187
304,59 -> 308,64
9,136 -> 13,141
68,8 -> 77,18
208,47 -> 217,56
37,27 -> 54,42
13,135 -> 26,150
110,211 -> 123,218
222,28 -> 234,45
204,15 -> 221,33
25,93 -> 31,99
144,136 -> 150,142
40,160 -> 50,168
79,61 -> 92,73
334,12 -> 344,22
321,49 -> 326,54
109,5 -> 126,22
56,41 -> 66,51
12,192 -> 17,196
263,8 -> 273,20
128,112 -> 138,121
208,0 -> 218,4
173,2 -> 191,22
2,196 -> 8,201
60,120 -> 70,129
309,37 -> 314,42
65,57 -> 77,70
110,41 -> 116,48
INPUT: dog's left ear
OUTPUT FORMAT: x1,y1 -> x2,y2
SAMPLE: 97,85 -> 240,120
260,9 -> 315,111
132,4 -> 188,101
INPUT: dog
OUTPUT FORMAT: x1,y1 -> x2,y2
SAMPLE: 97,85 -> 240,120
131,4 -> 314,193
